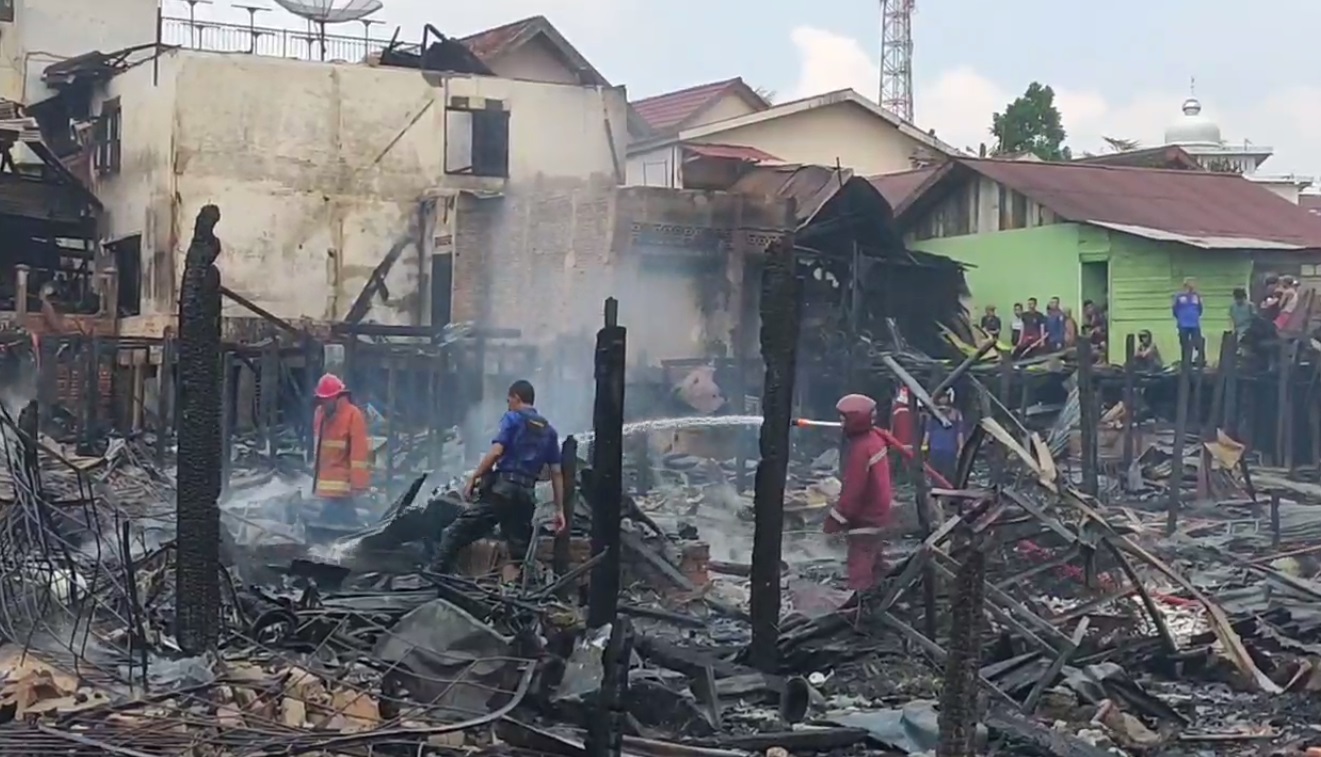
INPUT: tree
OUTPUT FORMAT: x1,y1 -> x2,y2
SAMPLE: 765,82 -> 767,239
990,82 -> 1069,161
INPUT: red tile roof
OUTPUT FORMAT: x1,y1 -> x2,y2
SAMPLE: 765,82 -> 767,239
868,166 -> 942,209
631,78 -> 755,134
900,159 -> 1321,249
683,143 -> 779,162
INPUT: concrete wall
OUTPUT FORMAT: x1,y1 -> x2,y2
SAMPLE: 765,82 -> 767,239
1,0 -> 159,103
913,224 -> 1084,316
689,101 -> 927,177
98,49 -> 629,331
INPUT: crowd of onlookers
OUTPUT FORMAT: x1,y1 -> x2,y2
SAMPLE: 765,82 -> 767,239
974,273 -> 1306,370
977,296 -> 1110,360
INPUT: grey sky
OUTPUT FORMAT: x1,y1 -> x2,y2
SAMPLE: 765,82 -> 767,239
167,0 -> 1321,180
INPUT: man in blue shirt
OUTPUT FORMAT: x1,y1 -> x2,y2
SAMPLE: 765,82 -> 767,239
1171,278 -> 1204,363
431,380 -> 566,572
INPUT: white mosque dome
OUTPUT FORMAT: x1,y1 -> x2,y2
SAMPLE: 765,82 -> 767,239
1164,97 -> 1222,146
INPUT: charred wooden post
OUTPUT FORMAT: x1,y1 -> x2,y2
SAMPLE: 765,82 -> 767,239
37,338 -> 55,432
937,529 -> 986,757
220,351 -> 235,495
82,337 -> 99,446
175,204 -> 224,655
1121,334 -> 1136,485
1270,492 -> 1281,547
1276,341 -> 1292,468
1223,332 -> 1239,435
1076,339 -> 1098,497
156,329 -> 175,465
1167,341 -> 1192,536
18,400 -> 39,495
302,338 -> 322,455
260,340 -> 278,463
588,299 -> 626,629
911,387 -> 938,641
385,360 -> 397,495
555,435 -> 578,599
1200,333 -> 1235,501
585,616 -> 633,757
750,239 -> 799,672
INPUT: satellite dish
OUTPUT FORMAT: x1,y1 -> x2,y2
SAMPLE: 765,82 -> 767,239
272,0 -> 383,25
273,0 -> 384,59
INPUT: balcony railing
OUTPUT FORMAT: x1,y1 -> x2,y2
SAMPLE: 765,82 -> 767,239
160,16 -> 398,63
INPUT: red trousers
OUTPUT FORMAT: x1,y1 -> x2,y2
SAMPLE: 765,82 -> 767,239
845,532 -> 885,590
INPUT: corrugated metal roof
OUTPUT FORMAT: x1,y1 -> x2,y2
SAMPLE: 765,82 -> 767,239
631,79 -> 745,134
952,159 -> 1321,249
683,143 -> 779,162
868,166 -> 941,209
730,164 -> 857,227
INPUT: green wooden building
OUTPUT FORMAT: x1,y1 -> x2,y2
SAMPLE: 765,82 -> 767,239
871,159 -> 1321,362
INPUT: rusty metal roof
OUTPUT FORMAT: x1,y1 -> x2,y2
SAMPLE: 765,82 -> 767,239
729,163 -> 883,228
900,159 -> 1321,250
683,143 -> 779,162
459,16 -> 610,86
868,166 -> 941,210
460,17 -> 539,60
631,78 -> 763,134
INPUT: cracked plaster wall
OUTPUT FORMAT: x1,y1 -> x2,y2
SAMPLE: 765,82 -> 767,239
97,48 -> 630,336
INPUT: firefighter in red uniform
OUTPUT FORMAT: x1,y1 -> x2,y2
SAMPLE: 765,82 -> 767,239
823,393 -> 894,591
889,386 -> 915,452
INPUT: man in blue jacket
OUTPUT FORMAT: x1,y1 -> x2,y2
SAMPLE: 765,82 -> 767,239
1172,278 -> 1204,364
431,380 -> 567,572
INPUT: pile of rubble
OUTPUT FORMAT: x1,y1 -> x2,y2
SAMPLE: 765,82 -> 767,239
10,367 -> 1321,757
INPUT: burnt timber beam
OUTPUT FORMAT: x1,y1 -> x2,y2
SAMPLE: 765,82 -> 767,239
218,285 -> 306,340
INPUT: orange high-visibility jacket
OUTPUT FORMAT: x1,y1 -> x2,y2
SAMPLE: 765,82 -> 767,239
313,401 -> 371,498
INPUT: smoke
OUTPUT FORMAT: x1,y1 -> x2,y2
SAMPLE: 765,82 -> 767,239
0,354 -> 38,418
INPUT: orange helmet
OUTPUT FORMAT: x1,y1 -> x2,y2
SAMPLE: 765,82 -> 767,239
314,373 -> 347,400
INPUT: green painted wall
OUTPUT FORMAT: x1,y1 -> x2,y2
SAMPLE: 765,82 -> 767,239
912,224 -> 1084,316
1107,232 -> 1250,364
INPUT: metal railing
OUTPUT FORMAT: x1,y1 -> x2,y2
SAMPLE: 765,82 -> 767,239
160,16 -> 398,62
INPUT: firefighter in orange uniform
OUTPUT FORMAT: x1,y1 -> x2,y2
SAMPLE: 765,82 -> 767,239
311,373 -> 371,525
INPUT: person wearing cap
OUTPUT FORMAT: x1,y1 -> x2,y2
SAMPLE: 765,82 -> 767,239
824,393 -> 893,591
311,373 -> 371,525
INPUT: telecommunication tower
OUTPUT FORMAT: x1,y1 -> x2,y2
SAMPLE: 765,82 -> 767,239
879,0 -> 915,122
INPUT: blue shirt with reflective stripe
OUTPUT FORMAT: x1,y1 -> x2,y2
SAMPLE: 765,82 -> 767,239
492,408 -> 562,478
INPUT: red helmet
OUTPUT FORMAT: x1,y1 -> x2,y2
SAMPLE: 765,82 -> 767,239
314,373 -> 347,400
836,393 -> 877,434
